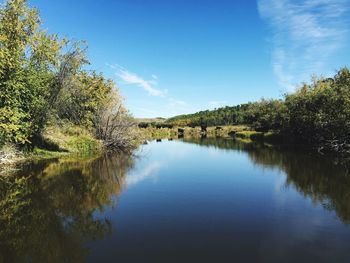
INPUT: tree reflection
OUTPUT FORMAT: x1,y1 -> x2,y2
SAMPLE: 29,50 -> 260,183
0,154 -> 134,263
183,137 -> 350,224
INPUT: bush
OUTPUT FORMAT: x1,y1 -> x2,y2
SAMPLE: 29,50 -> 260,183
245,99 -> 287,132
285,68 -> 350,143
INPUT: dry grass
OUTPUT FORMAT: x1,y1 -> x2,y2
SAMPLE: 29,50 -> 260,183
43,124 -> 102,154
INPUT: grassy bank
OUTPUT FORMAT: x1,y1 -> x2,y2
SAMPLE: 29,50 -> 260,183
43,125 -> 102,154
0,124 -> 103,172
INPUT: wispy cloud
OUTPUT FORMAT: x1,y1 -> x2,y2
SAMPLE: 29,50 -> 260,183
107,63 -> 192,117
258,0 -> 349,90
118,69 -> 165,97
109,64 -> 166,97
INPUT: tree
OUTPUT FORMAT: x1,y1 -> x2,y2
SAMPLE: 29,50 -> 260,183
0,0 -> 63,144
54,71 -> 112,128
245,99 -> 287,132
285,68 -> 350,144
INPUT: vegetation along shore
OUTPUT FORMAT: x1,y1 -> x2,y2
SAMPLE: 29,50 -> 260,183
163,68 -> 350,155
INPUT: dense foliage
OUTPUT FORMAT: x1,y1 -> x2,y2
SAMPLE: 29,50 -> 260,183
167,68 -> 350,147
0,0 -> 63,144
0,0 -> 135,151
285,69 -> 350,144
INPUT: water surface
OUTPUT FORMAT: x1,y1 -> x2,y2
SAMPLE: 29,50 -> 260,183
1,138 -> 350,262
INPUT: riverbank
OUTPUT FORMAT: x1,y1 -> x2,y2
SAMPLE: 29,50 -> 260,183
0,124 -> 103,174
139,124 -> 283,142
138,124 -> 318,151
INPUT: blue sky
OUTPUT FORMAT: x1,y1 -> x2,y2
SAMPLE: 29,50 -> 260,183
29,0 -> 350,118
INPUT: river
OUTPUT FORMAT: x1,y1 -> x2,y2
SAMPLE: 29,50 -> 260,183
1,138 -> 350,262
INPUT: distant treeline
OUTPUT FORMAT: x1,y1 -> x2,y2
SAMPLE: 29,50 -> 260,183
167,68 -> 350,152
167,104 -> 249,127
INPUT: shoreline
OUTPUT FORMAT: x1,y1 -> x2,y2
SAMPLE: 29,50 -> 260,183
140,125 -> 350,157
0,124 -> 104,175
2,124 -> 348,174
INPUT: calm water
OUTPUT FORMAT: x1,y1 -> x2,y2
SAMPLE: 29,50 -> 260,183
1,138 -> 350,262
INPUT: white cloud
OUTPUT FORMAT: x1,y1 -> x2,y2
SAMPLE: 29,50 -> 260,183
109,64 -> 166,97
117,68 -> 166,97
107,64 -> 191,117
258,0 -> 349,90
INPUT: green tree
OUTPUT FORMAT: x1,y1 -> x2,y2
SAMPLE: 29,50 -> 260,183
285,68 -> 350,143
54,71 -> 113,128
245,99 -> 287,132
0,0 -> 63,144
